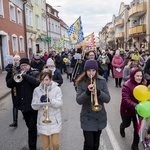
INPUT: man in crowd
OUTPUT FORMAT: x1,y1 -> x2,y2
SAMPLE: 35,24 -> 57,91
6,58 -> 40,150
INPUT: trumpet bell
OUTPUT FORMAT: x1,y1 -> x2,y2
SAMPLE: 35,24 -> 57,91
14,74 -> 23,83
92,104 -> 102,112
42,118 -> 52,123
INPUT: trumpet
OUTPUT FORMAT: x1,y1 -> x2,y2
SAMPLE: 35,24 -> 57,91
43,85 -> 51,123
90,75 -> 102,111
14,70 -> 26,83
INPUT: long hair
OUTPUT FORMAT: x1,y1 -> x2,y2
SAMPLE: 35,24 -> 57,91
75,71 -> 98,87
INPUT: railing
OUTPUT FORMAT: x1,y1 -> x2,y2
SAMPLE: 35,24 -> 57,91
107,37 -> 114,42
107,27 -> 115,33
129,24 -> 146,35
115,19 -> 124,27
129,2 -> 147,17
115,32 -> 124,38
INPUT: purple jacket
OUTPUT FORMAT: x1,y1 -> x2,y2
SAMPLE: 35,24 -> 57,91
120,68 -> 146,116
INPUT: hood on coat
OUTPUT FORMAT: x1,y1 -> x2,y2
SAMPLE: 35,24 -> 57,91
130,67 -> 144,85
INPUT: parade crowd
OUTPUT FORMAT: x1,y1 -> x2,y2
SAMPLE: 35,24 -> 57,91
5,46 -> 150,150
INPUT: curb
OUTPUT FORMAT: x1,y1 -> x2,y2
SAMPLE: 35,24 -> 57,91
0,91 -> 11,100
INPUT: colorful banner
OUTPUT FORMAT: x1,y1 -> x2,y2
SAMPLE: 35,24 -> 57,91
79,32 -> 96,48
68,16 -> 84,44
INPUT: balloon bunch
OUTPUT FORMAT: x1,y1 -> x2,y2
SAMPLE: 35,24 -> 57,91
133,85 -> 150,118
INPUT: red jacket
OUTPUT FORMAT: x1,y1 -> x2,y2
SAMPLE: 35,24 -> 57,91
120,68 -> 146,116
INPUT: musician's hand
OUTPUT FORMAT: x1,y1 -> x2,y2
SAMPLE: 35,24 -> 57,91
88,84 -> 94,92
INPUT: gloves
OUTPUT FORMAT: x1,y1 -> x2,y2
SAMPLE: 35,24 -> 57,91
40,95 -> 50,103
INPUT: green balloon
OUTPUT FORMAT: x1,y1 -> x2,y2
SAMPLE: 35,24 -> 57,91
137,101 -> 150,118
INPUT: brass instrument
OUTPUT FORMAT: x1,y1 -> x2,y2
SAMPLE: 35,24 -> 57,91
43,85 -> 51,123
14,70 -> 26,83
90,75 -> 102,111
12,64 -> 17,96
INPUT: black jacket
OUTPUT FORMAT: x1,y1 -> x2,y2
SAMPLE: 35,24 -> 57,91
6,68 -> 40,112
52,69 -> 63,86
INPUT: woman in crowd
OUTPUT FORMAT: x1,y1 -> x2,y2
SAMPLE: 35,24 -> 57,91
120,68 -> 146,150
5,54 -> 20,127
75,59 -> 110,150
112,50 -> 124,87
46,58 -> 63,86
31,69 -> 63,150
123,55 -> 140,82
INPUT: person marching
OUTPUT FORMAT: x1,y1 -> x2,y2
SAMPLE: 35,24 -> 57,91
31,69 -> 63,150
75,59 -> 110,150
120,68 -> 146,150
5,54 -> 20,127
6,58 -> 40,150
46,58 -> 63,86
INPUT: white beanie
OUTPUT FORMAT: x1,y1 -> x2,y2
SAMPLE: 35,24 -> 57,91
13,54 -> 20,60
46,58 -> 55,66
115,50 -> 120,55
102,50 -> 105,53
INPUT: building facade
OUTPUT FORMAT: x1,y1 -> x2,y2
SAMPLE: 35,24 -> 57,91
0,0 -> 26,71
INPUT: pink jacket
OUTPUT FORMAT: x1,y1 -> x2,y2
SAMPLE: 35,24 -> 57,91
112,55 -> 124,78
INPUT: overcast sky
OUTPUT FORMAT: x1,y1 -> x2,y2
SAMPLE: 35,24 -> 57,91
46,0 -> 131,37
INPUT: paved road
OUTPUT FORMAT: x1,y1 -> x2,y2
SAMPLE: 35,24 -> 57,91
0,74 -> 145,150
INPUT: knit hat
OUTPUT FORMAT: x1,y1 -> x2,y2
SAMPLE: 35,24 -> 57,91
13,54 -> 20,60
115,50 -> 120,55
84,60 -> 98,71
46,58 -> 55,66
34,55 -> 40,60
20,58 -> 30,65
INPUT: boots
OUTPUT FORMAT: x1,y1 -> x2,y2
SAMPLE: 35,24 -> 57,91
131,131 -> 139,150
115,78 -> 118,87
120,123 -> 125,137
9,107 -> 18,127
119,78 -> 122,88
131,142 -> 139,150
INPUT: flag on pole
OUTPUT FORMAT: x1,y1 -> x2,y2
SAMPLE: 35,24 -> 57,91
68,16 -> 84,44
59,35 -> 65,48
79,32 -> 96,48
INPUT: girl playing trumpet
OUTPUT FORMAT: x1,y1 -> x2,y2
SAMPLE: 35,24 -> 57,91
31,69 -> 63,150
75,59 -> 111,150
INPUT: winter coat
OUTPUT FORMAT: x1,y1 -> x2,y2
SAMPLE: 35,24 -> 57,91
76,76 -> 110,131
112,55 -> 124,78
53,69 -> 63,86
6,68 -> 40,111
120,68 -> 146,116
97,55 -> 110,71
31,81 -> 63,136
31,60 -> 45,72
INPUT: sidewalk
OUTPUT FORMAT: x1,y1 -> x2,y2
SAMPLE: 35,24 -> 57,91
0,72 -> 11,100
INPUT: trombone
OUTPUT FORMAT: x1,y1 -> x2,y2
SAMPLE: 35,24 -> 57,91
90,75 -> 102,111
43,85 -> 51,123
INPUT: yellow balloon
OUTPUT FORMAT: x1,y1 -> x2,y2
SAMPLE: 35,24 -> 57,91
133,85 -> 149,102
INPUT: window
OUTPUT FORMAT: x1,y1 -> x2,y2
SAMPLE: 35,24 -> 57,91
12,34 -> 18,52
35,0 -> 38,5
19,36 -> 24,52
0,0 -> 4,17
17,8 -> 22,25
9,3 -> 16,22
41,0 -> 45,10
26,8 -> 33,26
42,17 -> 46,32
35,15 -> 40,29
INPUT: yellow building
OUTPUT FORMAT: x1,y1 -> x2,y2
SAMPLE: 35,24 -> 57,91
25,0 -> 49,59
